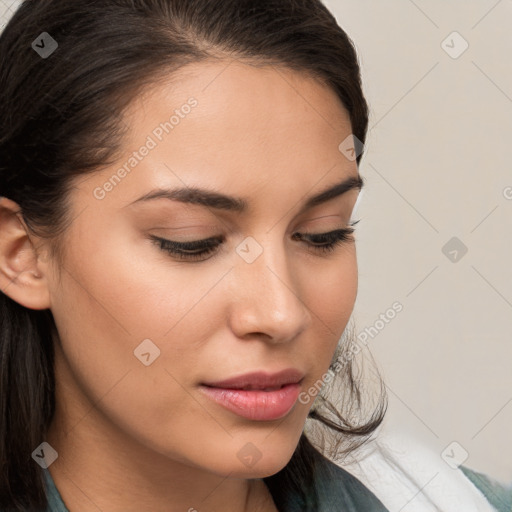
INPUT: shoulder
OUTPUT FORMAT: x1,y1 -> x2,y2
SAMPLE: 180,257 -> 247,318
42,469 -> 69,512
318,427 -> 507,512
460,465 -> 512,512
310,446 -> 390,511
264,436 -> 391,511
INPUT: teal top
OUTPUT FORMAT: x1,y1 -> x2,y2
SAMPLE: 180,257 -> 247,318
40,450 -> 512,511
460,465 -> 512,512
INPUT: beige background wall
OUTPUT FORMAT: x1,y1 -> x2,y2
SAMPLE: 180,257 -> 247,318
2,0 -> 511,482
323,0 -> 512,482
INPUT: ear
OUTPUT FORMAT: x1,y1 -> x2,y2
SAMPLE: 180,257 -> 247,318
0,196 -> 52,310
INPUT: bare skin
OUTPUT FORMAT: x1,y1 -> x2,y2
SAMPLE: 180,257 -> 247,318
0,58 -> 360,511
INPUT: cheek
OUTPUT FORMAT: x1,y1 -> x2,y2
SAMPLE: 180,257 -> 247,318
49,229 -> 236,457
300,248 -> 358,372
51,228 -> 233,387
304,246 -> 357,328
54,216 -> 228,343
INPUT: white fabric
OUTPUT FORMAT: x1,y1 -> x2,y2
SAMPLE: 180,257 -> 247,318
333,427 -> 497,512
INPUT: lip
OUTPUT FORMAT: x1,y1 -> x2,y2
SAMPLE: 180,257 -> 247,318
199,369 -> 304,421
202,368 -> 304,390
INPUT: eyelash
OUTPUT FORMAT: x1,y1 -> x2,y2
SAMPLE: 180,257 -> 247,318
150,219 -> 360,262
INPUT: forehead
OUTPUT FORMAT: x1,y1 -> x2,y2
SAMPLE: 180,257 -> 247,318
82,59 -> 358,216
122,57 -> 353,156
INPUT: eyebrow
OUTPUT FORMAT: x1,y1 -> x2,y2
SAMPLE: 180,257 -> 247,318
127,174 -> 364,214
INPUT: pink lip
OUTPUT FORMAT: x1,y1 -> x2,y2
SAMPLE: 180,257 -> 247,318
202,369 -> 304,390
199,369 -> 304,421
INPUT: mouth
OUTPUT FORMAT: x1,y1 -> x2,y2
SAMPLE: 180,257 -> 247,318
199,369 -> 305,421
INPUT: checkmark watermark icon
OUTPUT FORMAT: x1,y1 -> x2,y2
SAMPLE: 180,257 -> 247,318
31,32 -> 58,59
441,31 -> 469,59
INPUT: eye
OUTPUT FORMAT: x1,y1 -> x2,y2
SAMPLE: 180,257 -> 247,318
150,235 -> 223,262
292,222 -> 358,254
150,219 -> 360,262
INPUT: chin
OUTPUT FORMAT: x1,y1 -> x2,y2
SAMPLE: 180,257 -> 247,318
208,426 -> 304,479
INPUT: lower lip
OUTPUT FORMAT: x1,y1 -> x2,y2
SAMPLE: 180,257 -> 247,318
199,383 -> 301,421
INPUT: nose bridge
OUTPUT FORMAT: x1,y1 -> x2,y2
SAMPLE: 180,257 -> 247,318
228,232 -> 310,341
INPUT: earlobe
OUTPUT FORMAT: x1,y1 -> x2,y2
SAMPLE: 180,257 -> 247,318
0,197 -> 52,310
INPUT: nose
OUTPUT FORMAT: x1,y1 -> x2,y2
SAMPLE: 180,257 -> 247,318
226,235 -> 311,344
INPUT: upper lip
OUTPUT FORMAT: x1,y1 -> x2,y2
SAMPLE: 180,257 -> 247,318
202,368 -> 304,390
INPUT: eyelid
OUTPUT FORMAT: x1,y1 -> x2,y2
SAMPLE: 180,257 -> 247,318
150,221 -> 357,247
149,220 -> 360,262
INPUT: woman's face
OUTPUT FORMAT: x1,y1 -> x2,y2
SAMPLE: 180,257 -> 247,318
44,59 -> 361,479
